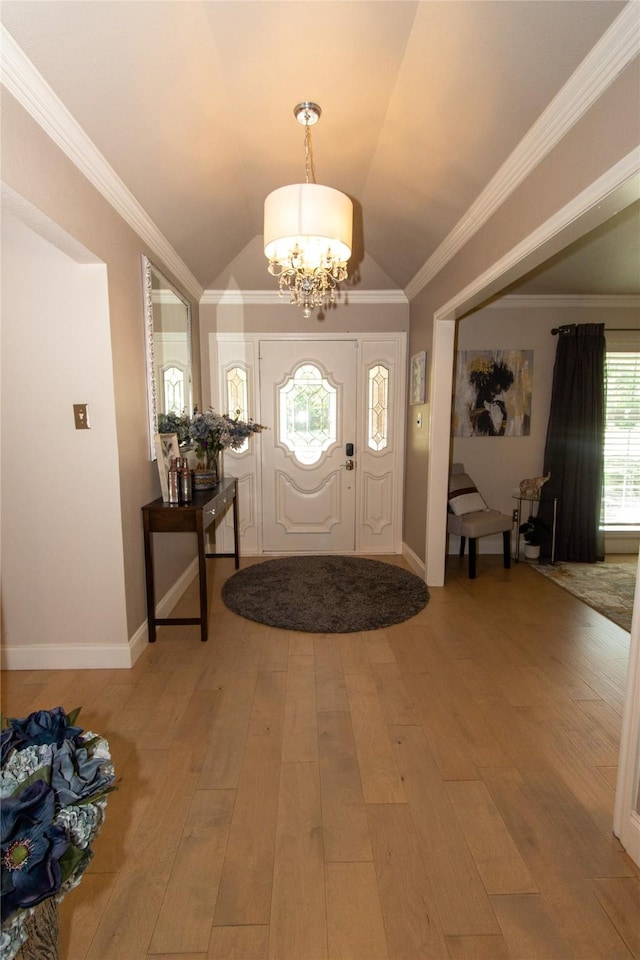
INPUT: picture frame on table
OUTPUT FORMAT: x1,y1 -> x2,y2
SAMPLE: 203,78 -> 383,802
154,432 -> 180,501
410,351 -> 427,405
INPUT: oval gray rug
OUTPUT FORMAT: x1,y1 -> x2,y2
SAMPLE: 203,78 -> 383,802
221,556 -> 429,633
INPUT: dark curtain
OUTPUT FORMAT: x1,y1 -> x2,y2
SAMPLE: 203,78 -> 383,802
540,323 -> 605,563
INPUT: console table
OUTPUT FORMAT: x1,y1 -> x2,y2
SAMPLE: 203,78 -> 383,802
142,478 -> 239,642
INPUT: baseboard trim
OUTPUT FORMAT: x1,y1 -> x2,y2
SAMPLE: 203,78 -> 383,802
128,621 -> 149,668
402,542 -> 425,578
0,643 -> 133,671
1,558 -> 200,671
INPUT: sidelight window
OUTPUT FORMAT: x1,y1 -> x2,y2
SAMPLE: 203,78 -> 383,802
226,365 -> 249,452
163,364 -> 185,416
367,364 -> 389,451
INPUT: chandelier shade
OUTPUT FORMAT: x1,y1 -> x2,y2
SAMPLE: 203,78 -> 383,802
263,102 -> 353,317
264,183 -> 353,267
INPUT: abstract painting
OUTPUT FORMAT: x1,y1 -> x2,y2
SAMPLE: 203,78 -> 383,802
453,349 -> 533,437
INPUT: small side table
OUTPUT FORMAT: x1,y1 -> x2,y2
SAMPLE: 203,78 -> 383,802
512,494 -> 558,564
142,478 -> 239,642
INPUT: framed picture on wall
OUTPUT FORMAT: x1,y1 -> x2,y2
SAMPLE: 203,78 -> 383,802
154,432 -> 180,501
410,351 -> 427,405
453,349 -> 533,437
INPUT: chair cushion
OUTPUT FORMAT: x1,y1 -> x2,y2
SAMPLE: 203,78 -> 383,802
447,508 -> 512,538
448,471 -> 488,515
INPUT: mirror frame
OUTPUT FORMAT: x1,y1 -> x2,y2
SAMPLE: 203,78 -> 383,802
142,255 -> 193,459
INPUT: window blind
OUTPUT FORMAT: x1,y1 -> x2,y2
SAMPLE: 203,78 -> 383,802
602,351 -> 640,527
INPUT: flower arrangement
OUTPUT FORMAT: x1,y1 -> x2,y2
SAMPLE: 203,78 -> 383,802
1,707 -> 115,960
156,410 -> 192,446
157,408 -> 266,470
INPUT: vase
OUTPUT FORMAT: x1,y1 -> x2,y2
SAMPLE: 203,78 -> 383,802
193,450 -> 222,490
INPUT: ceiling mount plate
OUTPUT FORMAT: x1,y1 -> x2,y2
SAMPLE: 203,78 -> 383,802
294,102 -> 321,126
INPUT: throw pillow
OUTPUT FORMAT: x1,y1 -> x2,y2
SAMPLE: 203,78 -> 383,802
448,472 -> 489,515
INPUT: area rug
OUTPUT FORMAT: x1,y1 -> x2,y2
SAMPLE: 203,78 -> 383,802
221,556 -> 429,633
532,560 -> 637,632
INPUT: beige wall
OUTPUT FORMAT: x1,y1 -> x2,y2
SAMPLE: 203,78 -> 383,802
1,89 -> 202,654
2,210 -> 130,667
405,58 -> 640,564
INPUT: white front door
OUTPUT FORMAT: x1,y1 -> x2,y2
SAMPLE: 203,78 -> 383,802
214,332 -> 406,556
259,339 -> 357,552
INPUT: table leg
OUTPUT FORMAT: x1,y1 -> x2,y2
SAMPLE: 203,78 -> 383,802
232,483 -> 240,569
196,512 -> 208,641
143,512 -> 157,643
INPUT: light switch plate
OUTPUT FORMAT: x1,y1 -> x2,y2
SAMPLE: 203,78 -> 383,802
73,404 -> 90,429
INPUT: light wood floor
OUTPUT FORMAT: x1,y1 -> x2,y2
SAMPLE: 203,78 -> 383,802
2,554 -> 639,960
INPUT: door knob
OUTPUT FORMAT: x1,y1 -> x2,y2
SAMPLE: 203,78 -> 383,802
344,459 -> 355,471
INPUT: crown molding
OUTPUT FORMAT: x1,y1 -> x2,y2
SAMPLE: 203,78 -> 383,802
200,289 -> 408,306
0,24 -> 203,302
493,294 -> 640,309
200,290 -> 279,305
434,150 -> 640,324
338,289 -> 409,304
405,3 -> 640,301
153,289 -> 191,305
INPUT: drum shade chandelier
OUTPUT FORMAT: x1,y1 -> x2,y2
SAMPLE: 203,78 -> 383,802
264,102 -> 353,318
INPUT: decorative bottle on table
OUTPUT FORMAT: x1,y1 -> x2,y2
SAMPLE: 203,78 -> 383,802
180,457 -> 192,503
168,457 -> 180,504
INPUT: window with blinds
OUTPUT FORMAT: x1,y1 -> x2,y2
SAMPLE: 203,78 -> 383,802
602,351 -> 640,527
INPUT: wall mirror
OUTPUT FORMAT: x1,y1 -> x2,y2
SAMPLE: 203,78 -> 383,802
143,255 -> 193,459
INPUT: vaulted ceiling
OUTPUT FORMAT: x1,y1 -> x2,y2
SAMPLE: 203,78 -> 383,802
1,0 -> 638,297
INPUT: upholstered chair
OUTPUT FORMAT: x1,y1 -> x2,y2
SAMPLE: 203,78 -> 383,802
447,463 -> 512,579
